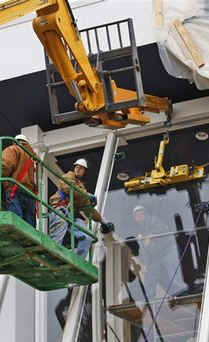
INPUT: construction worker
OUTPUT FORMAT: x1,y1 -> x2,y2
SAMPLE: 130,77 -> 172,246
49,158 -> 114,258
2,134 -> 37,226
132,205 -> 183,300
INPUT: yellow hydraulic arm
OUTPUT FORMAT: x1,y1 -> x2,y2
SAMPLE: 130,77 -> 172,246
152,132 -> 169,178
124,134 -> 206,192
0,0 -> 171,128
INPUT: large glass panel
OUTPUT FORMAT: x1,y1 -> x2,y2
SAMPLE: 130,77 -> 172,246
108,233 -> 202,341
104,125 -> 209,342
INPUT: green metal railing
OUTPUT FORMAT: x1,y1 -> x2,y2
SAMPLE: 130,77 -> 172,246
0,137 -> 97,262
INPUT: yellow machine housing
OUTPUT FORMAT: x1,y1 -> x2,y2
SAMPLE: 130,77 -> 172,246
124,134 -> 205,192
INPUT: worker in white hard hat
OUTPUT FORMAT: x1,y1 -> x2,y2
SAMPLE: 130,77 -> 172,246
73,158 -> 88,169
133,205 -> 145,225
2,134 -> 37,226
49,158 -> 114,258
14,134 -> 31,144
132,204 -> 183,302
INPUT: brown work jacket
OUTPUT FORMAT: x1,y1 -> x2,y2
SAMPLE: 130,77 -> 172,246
2,142 -> 37,194
49,170 -> 102,222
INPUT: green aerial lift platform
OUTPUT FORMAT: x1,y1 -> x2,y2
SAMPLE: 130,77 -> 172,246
0,211 -> 98,291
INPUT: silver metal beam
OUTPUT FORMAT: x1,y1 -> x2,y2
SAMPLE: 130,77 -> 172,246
92,132 -> 119,342
61,286 -> 88,342
43,124 -> 108,156
41,96 -> 209,157
95,132 -> 118,214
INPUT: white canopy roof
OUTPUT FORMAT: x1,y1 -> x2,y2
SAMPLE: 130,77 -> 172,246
153,0 -> 209,89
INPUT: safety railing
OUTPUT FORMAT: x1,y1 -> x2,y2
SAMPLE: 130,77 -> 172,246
0,137 -> 97,262
46,18 -> 145,124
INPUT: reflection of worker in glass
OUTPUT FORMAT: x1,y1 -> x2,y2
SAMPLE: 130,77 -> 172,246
125,237 -> 165,342
133,205 -> 182,300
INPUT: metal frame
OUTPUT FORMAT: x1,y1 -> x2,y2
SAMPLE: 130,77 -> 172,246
45,18 -> 145,125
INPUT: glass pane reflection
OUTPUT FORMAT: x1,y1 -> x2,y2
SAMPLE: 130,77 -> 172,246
104,177 -> 209,341
108,231 -> 204,342
130,300 -> 200,342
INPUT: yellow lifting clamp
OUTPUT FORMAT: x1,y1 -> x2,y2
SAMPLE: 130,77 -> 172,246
124,133 -> 206,192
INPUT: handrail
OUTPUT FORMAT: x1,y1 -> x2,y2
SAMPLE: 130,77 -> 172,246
0,137 -> 97,261
0,178 -> 97,240
0,136 -> 91,199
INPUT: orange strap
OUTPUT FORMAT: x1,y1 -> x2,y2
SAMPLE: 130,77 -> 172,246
54,199 -> 69,208
9,158 -> 33,201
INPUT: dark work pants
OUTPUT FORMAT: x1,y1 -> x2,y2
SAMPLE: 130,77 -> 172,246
5,190 -> 36,227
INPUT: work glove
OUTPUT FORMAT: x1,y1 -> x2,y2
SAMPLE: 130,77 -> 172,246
100,221 -> 115,234
88,193 -> 97,207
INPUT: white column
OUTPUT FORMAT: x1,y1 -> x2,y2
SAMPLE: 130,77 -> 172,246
0,275 -> 9,311
92,132 -> 119,342
94,132 -> 118,214
0,276 -> 35,342
197,248 -> 209,342
0,276 -> 15,342
15,280 -> 35,342
104,237 -> 131,342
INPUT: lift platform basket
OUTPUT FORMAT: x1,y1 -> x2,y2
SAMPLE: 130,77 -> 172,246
0,211 -> 98,291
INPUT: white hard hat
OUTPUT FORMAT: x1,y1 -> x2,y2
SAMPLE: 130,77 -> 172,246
73,158 -> 88,169
15,134 -> 30,144
133,205 -> 144,214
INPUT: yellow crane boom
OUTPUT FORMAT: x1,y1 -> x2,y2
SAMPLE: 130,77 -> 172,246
0,0 -> 171,128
